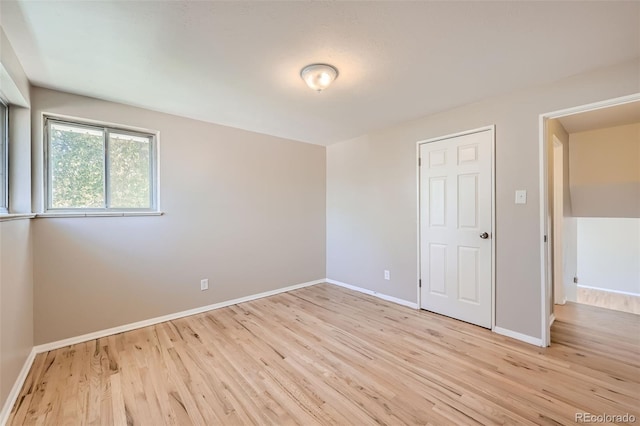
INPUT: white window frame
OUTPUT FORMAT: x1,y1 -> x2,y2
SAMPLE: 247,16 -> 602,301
44,116 -> 159,213
0,100 -> 8,214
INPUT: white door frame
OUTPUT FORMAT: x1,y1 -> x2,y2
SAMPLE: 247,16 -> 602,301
416,125 -> 496,330
552,136 -> 565,306
538,93 -> 640,347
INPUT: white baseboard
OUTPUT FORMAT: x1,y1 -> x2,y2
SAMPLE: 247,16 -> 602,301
493,326 -> 544,347
2,279 -> 325,423
0,348 -> 37,426
325,280 -> 546,347
549,313 -> 556,326
33,278 -> 417,355
34,279 -> 325,353
326,279 -> 419,309
577,284 -> 640,297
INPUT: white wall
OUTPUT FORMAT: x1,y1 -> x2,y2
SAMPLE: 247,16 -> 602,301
327,59 -> 640,340
563,217 -> 578,302
576,218 -> 640,295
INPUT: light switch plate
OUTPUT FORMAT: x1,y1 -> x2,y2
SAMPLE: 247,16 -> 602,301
515,190 -> 527,204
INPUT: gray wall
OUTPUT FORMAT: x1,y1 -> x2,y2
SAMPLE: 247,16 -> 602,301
0,27 -> 33,413
0,220 -> 33,405
31,87 -> 326,344
326,59 -> 639,340
569,123 -> 640,218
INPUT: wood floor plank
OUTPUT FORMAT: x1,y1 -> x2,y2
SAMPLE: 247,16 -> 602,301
8,284 -> 640,425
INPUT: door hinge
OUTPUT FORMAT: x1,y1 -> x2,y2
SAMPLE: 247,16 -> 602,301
418,157 -> 421,167
544,235 -> 547,243
419,279 -> 422,288
573,276 -> 578,284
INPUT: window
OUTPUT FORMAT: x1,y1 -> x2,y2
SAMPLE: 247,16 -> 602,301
45,117 -> 157,212
0,101 -> 7,213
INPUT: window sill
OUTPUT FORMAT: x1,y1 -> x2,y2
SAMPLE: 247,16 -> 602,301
36,211 -> 165,218
0,213 -> 37,222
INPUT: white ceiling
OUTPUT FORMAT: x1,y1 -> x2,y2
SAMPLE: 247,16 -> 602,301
557,100 -> 640,134
2,1 -> 639,145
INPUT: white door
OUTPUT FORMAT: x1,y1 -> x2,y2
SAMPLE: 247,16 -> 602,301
419,129 -> 493,328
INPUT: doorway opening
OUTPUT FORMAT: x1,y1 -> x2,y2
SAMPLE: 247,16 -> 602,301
539,94 -> 640,346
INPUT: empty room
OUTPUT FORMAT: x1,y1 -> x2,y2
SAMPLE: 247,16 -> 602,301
1,1 -> 639,425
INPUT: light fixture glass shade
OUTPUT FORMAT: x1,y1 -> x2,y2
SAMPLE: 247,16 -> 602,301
300,63 -> 338,92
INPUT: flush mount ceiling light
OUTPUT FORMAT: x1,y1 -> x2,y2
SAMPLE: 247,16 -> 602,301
300,63 -> 339,92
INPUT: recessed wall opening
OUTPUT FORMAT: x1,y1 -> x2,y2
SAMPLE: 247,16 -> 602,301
540,94 -> 640,346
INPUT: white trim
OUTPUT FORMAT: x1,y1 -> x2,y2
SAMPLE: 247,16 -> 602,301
34,279 -> 324,353
549,313 -> 556,326
26,277 -> 420,353
416,125 -> 495,144
416,141 -> 422,308
0,213 -> 35,222
577,284 -> 640,297
42,115 -> 160,214
538,93 -> 640,349
40,112 -> 158,137
36,211 -> 164,218
0,348 -> 37,426
326,279 -> 419,309
489,125 -> 496,330
493,326 -> 544,347
542,93 -> 640,120
2,279 -> 324,420
538,114 -> 550,347
416,125 -> 496,329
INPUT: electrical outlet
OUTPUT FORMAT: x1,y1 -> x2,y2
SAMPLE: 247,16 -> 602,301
384,270 -> 390,280
200,278 -> 209,291
515,190 -> 527,204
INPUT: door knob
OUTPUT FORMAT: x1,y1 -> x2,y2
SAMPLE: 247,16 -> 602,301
480,232 -> 489,239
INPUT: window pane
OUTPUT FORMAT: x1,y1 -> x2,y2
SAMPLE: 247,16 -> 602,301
50,123 -> 105,208
108,132 -> 151,209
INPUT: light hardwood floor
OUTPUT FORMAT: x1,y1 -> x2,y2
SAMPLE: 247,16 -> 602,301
8,284 -> 640,425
